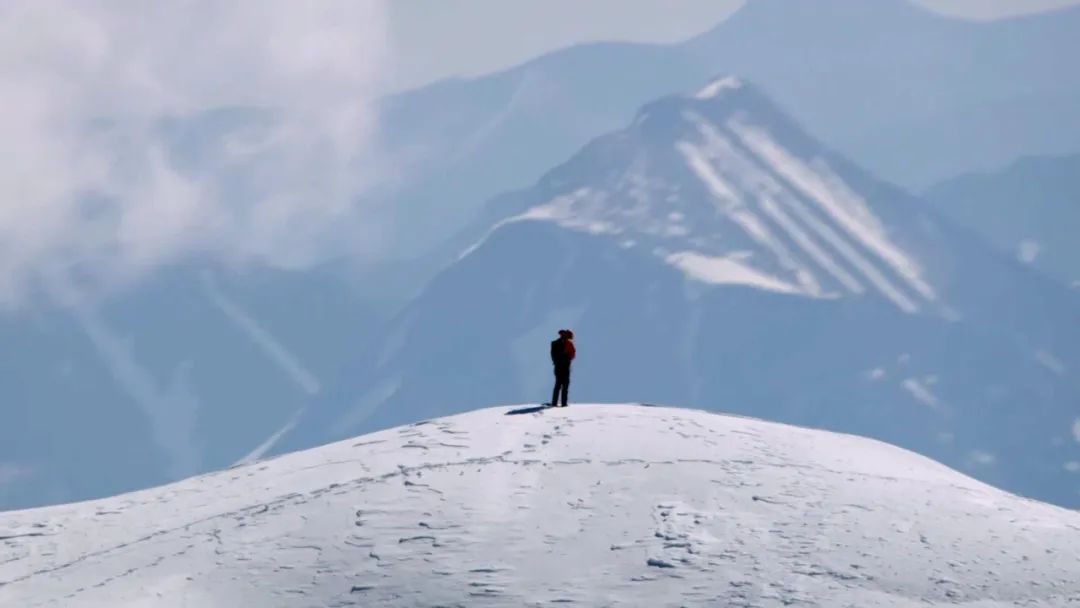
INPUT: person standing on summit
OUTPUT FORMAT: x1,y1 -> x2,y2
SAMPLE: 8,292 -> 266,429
550,329 -> 576,407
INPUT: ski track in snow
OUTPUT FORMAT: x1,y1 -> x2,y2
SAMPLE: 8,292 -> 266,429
1,405 -> 1078,607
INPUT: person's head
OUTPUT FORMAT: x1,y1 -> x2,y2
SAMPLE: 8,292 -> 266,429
558,329 -> 574,340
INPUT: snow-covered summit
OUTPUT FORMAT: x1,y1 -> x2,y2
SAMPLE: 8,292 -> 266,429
694,75 -> 745,99
3,404 -> 1077,606
486,77 -> 940,311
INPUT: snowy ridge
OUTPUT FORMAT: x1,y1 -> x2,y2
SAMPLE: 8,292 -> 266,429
694,76 -> 744,99
2,404 -> 1077,606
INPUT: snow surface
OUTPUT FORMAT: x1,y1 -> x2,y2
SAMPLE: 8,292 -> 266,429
694,76 -> 744,99
665,251 -> 801,294
2,404 -> 1078,607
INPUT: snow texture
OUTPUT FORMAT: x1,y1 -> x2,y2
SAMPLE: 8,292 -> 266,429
694,76 -> 744,99
665,251 -> 801,294
2,404 -> 1077,607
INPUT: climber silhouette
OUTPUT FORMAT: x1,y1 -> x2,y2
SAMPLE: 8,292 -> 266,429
550,329 -> 576,407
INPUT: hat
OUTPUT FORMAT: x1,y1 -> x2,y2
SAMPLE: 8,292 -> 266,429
559,329 -> 574,339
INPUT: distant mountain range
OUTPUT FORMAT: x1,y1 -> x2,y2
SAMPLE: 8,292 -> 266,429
375,0 -> 1080,261
280,78 -> 1080,508
926,153 -> 1080,289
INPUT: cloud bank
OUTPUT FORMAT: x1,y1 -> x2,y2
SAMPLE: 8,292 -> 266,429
0,1 -> 389,306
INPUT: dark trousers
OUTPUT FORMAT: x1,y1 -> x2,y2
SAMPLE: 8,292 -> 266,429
552,367 -> 570,407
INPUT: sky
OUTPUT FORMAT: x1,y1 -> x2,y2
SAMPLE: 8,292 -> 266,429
386,0 -> 1080,91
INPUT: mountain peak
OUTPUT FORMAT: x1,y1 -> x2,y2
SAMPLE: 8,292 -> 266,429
629,76 -> 780,144
693,75 -> 745,99
493,77 -> 940,311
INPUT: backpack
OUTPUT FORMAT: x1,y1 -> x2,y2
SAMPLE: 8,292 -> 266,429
552,338 -> 576,365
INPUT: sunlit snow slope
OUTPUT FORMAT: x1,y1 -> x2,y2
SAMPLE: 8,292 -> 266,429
2,404 -> 1078,607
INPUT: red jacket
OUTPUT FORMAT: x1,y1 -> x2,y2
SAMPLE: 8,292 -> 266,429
551,336 -> 576,367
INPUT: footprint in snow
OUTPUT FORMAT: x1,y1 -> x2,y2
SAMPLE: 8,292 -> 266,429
646,557 -> 677,568
350,585 -> 375,594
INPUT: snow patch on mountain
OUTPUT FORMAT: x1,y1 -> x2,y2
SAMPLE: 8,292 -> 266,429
676,137 -> 824,296
1035,350 -> 1067,375
666,251 -> 801,294
695,76 -> 744,99
458,188 -> 614,261
901,377 -> 941,409
967,450 -> 997,467
515,189 -> 620,236
727,118 -> 936,310
1016,240 -> 1041,264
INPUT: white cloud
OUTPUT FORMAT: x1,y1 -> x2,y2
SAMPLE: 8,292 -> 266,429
0,1 -> 390,306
